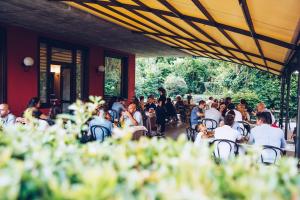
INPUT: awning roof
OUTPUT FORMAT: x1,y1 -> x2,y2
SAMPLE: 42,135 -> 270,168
55,0 -> 299,75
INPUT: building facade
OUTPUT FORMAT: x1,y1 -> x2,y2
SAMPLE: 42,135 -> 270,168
0,24 -> 136,116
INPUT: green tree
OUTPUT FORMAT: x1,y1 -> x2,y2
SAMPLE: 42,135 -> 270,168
164,74 -> 188,97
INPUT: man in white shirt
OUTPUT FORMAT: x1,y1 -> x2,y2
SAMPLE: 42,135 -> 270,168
214,114 -> 242,160
120,103 -> 143,127
249,112 -> 286,163
205,102 -> 221,129
256,102 -> 275,124
227,103 -> 243,122
0,104 -> 16,127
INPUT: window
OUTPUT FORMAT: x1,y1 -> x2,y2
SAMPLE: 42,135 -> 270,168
104,53 -> 128,98
104,57 -> 122,96
0,28 -> 6,103
38,39 -> 87,108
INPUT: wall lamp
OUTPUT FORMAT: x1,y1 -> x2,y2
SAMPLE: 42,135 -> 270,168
22,57 -> 34,71
96,65 -> 105,74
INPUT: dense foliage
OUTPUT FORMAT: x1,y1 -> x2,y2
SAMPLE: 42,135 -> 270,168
135,57 -> 298,118
0,98 -> 300,199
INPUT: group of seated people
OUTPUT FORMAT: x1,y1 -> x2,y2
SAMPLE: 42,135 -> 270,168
190,96 -> 286,162
0,97 -> 62,128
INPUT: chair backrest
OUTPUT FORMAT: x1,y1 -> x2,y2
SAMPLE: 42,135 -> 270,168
109,109 -> 118,122
201,118 -> 218,131
237,121 -> 250,136
260,145 -> 285,165
186,127 -> 197,142
90,125 -> 111,142
210,139 -> 239,161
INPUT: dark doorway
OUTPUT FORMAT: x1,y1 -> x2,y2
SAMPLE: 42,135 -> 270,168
0,27 -> 6,103
38,38 -> 88,112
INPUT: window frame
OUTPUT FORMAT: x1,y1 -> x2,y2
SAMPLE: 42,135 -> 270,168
103,51 -> 128,99
38,38 -> 89,108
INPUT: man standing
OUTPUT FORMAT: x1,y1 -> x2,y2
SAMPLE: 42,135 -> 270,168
190,100 -> 206,129
0,104 -> 16,126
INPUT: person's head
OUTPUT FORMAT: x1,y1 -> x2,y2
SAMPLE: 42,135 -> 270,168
139,96 -> 144,102
27,97 -> 41,108
128,103 -> 137,114
211,102 -> 218,109
0,104 -> 10,118
197,124 -> 207,133
176,95 -> 182,102
219,102 -> 226,112
240,99 -> 247,105
214,99 -> 219,103
256,102 -> 266,113
227,110 -> 235,117
225,97 -> 232,105
158,87 -> 166,96
256,112 -> 272,125
167,97 -> 172,103
224,114 -> 235,127
198,100 -> 206,109
208,96 -> 213,101
227,103 -> 235,110
236,104 -> 243,112
148,95 -> 154,103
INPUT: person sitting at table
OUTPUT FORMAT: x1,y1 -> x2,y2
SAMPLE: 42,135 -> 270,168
89,107 -> 113,141
120,103 -> 143,127
226,110 -> 243,136
226,103 -> 243,122
26,97 -> 48,120
190,100 -> 206,129
215,114 -> 242,141
111,97 -> 126,119
165,97 -> 177,122
256,102 -> 275,124
237,103 -> 250,121
214,114 -> 242,160
248,112 -> 286,163
0,103 -> 16,127
205,102 -> 221,128
218,102 -> 227,120
145,95 -> 156,111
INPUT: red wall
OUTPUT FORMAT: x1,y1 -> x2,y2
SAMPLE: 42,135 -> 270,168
4,25 -> 136,116
6,26 -> 38,116
88,46 -> 104,96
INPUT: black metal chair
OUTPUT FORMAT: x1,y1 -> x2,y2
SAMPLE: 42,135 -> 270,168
90,125 -> 111,142
237,121 -> 251,136
237,126 -> 247,137
186,127 -> 197,142
109,109 -> 118,122
260,145 -> 286,165
201,118 -> 218,131
210,139 -> 239,161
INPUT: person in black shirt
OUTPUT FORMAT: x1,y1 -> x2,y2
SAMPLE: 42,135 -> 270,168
158,87 -> 167,106
165,98 -> 177,121
156,99 -> 166,135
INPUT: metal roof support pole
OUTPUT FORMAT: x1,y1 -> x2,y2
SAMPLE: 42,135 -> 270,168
284,72 -> 291,140
296,70 -> 300,158
279,73 -> 286,129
